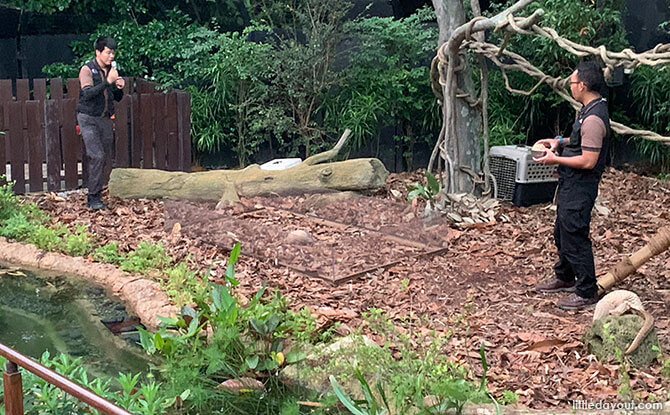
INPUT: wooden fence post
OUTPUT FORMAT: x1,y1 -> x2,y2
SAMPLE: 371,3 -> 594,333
26,101 -> 44,192
44,100 -> 61,191
166,93 -> 179,171
8,102 -> 25,194
140,93 -> 153,168
176,92 -> 191,172
62,99 -> 79,190
153,93 -> 167,170
114,96 -> 130,168
3,360 -> 24,415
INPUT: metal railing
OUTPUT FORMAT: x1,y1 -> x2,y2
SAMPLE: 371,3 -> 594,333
0,342 -> 132,415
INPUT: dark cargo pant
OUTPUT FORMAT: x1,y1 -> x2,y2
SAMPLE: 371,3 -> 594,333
553,174 -> 600,298
77,113 -> 113,200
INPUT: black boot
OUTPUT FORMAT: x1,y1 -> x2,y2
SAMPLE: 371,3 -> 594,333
87,193 -> 107,210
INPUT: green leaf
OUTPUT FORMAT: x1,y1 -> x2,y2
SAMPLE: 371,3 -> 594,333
246,355 -> 259,369
184,316 -> 201,338
354,369 -> 381,413
228,242 -> 241,265
137,327 -> 156,354
285,349 -> 307,363
329,376 -> 367,415
153,332 -> 165,350
407,188 -> 421,201
225,242 -> 241,286
249,318 -> 266,336
265,314 -> 280,334
211,283 -> 235,313
426,171 -> 441,195
181,306 -> 197,319
479,342 -> 488,390
179,389 -> 191,401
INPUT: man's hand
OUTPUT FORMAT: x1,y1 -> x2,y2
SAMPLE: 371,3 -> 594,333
107,68 -> 119,84
115,77 -> 125,90
533,148 -> 559,165
534,137 -> 560,152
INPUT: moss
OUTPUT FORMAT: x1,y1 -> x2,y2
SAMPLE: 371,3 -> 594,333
584,314 -> 661,368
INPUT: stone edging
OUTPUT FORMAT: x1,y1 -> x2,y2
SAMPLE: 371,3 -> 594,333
0,237 -> 177,331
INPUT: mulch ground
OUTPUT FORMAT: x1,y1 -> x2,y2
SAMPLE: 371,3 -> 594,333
25,166 -> 670,409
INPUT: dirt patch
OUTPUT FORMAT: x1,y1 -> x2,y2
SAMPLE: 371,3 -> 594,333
164,196 -> 452,282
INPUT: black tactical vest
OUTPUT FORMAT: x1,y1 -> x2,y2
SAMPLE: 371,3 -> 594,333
559,97 -> 610,179
76,59 -> 118,117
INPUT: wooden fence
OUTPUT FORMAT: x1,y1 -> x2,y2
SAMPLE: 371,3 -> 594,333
0,77 -> 191,194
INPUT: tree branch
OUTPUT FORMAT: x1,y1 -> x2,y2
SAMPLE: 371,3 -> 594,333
302,129 -> 352,166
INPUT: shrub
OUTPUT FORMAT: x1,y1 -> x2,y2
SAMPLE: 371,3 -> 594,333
28,225 -> 65,252
0,212 -> 35,240
0,176 -> 47,241
63,225 -> 93,257
92,241 -> 125,265
121,241 -> 172,274
163,261 -> 207,307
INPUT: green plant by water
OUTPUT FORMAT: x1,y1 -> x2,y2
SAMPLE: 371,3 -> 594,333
0,353 -> 181,415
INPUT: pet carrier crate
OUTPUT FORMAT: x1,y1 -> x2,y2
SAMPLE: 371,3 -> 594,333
489,145 -> 558,207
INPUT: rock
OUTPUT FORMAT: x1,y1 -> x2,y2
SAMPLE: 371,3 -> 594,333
286,230 -> 315,245
280,335 -> 382,398
216,377 -> 266,394
584,314 -> 660,368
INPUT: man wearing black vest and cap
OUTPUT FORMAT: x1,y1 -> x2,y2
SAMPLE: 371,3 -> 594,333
77,36 -> 125,210
532,61 -> 611,310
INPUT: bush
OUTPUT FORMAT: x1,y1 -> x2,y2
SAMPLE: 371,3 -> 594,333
0,212 -> 36,240
134,245 -> 324,413
163,261 -> 207,307
63,225 -> 93,257
92,241 -> 125,265
28,225 -> 65,252
324,6 -> 439,169
121,241 -> 172,274
325,309 -> 498,415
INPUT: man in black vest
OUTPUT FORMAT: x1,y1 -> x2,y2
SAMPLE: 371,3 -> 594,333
77,36 -> 125,210
532,61 -> 610,310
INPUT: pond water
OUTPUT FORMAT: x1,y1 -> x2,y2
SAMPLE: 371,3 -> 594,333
0,265 -> 151,378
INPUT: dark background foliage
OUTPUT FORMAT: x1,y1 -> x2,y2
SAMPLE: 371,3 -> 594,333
0,0 -> 669,173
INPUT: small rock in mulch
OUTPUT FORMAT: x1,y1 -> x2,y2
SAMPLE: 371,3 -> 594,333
286,230 -> 315,245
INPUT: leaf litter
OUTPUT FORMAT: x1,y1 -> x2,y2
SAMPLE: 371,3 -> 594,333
23,167 -> 669,409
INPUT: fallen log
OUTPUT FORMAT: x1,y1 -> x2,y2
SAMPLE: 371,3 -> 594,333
109,130 -> 390,201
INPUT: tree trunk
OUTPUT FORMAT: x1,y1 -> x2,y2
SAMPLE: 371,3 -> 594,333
431,0 -> 482,193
